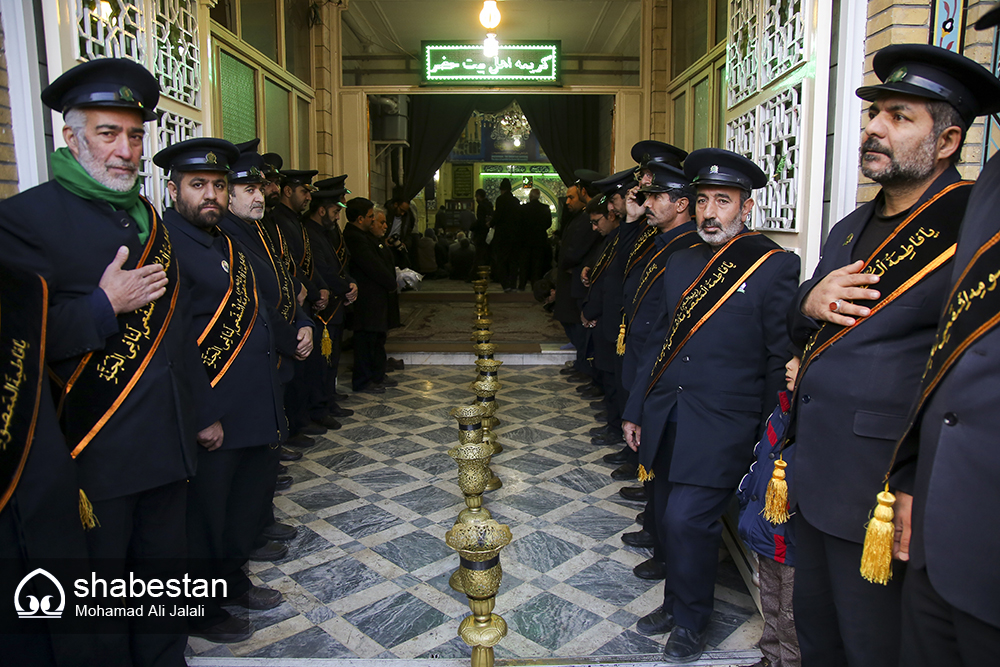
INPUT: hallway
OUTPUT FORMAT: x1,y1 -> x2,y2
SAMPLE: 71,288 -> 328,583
185,364 -> 762,665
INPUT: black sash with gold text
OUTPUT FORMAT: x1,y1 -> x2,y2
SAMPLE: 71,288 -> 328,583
300,224 -> 316,281
253,220 -> 296,324
588,233 -> 619,286
646,232 -> 784,397
54,202 -> 179,458
795,181 -> 972,387
0,267 -> 47,513
625,230 -> 701,336
198,236 -> 260,387
624,224 -> 658,280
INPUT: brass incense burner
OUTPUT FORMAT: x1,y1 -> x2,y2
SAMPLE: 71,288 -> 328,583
471,329 -> 493,345
471,358 -> 502,389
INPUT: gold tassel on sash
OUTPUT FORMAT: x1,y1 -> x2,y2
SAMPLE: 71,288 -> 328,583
762,457 -> 790,524
79,489 -> 99,530
860,485 -> 896,584
321,324 -> 332,362
617,315 -> 627,356
637,464 -> 654,482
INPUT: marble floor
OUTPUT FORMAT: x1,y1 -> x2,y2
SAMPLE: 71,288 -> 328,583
185,365 -> 763,665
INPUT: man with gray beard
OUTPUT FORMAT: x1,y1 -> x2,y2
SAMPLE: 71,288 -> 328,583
785,45 -> 1000,667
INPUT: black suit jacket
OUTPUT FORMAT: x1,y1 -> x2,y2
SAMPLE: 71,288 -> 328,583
0,181 -> 217,501
491,191 -> 522,248
787,167 -> 966,543
344,223 -> 396,332
305,218 -> 353,327
890,157 -> 1000,627
522,200 -> 553,245
164,210 -> 286,449
624,233 -> 799,488
554,211 -> 600,324
272,202 -> 326,301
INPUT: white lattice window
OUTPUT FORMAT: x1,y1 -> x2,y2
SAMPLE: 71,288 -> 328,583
726,108 -> 756,159
153,0 -> 201,108
760,0 -> 805,86
755,84 -> 801,231
728,0 -> 759,107
75,0 -> 145,62
154,111 -> 203,205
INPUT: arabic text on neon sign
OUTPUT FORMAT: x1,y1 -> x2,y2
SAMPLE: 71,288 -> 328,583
423,43 -> 560,84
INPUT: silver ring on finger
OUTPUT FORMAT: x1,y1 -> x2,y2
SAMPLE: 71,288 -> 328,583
830,299 -> 842,312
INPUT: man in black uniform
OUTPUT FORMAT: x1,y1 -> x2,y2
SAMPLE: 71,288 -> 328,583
886,14 -> 1000,665
623,149 -> 799,662
786,45 -> 1000,667
472,188 -> 493,275
217,148 -> 315,562
0,58 -> 220,667
522,188 -> 553,289
344,198 -> 397,393
303,188 -> 358,419
154,138 -> 287,642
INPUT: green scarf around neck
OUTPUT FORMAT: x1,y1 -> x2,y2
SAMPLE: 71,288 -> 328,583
50,147 -> 151,243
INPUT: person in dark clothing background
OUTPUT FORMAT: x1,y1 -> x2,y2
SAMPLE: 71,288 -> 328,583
521,188 -> 553,289
472,188 -> 493,277
491,178 -> 523,291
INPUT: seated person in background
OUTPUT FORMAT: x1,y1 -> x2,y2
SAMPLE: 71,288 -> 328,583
450,236 -> 476,280
415,231 -> 440,277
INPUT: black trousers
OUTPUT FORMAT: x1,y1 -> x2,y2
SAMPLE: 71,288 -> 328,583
792,509 -> 903,667
315,323 -> 343,409
186,444 -> 276,628
353,330 -> 387,390
520,242 -> 548,289
495,243 -> 521,290
285,359 -> 311,435
652,438 -> 733,632
599,368 -> 622,432
900,565 -> 1000,667
86,481 -> 189,667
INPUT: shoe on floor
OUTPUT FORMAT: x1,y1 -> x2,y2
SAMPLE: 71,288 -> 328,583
274,475 -> 293,491
559,367 -> 578,376
357,382 -> 385,394
634,558 -> 667,580
285,434 -> 314,448
328,405 -> 354,418
279,447 -> 302,461
592,432 -> 625,447
603,447 -> 630,464
636,512 -> 645,526
594,410 -> 608,421
581,386 -> 605,399
333,391 -> 349,401
262,521 -> 297,541
388,357 -> 405,370
298,423 -> 324,436
313,415 -> 342,430
222,585 -> 283,611
248,540 -> 288,562
621,529 -> 655,548
189,614 -> 251,643
636,604 -> 675,636
663,625 -> 707,663
589,424 -> 613,437
611,463 -> 638,481
379,377 -> 399,388
589,400 -> 607,410
619,486 -> 648,502
568,372 -> 591,383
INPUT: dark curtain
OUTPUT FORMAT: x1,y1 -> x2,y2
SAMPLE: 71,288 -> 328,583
401,96 -> 479,201
517,96 -> 602,184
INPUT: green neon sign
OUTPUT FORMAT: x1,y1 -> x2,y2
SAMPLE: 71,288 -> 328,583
422,41 -> 561,86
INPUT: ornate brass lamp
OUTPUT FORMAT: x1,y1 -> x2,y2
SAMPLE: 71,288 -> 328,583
446,520 -> 512,667
472,318 -> 492,333
471,358 -> 502,389
473,376 -> 502,457
472,279 -> 490,318
448,405 -> 496,592
476,265 -> 491,282
471,329 -> 493,345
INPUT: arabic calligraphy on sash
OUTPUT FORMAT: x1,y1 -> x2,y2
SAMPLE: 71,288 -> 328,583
198,237 -> 259,387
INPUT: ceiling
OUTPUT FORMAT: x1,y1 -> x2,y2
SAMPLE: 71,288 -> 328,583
341,0 -> 642,57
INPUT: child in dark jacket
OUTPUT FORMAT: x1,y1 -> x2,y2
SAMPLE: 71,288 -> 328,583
737,355 -> 800,667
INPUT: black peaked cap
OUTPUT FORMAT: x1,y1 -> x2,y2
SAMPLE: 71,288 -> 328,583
594,168 -> 638,196
638,161 -> 691,194
684,148 -> 766,191
631,140 -> 688,169
42,58 -> 160,122
153,138 -> 240,174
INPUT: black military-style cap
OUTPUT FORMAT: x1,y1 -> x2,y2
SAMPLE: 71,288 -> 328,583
683,148 -> 767,191
42,58 -> 160,122
229,150 -> 268,184
630,140 -> 688,169
235,138 -> 261,154
153,138 -> 240,174
315,175 -> 351,194
856,44 -> 1000,126
573,169 -> 605,187
261,153 -> 283,176
312,189 -> 349,208
280,169 -> 318,188
976,4 -> 1000,29
593,168 -> 638,197
638,161 -> 691,194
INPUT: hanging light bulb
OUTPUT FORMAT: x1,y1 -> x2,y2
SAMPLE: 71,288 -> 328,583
513,137 -> 521,147
480,1 -> 501,30
483,33 -> 499,59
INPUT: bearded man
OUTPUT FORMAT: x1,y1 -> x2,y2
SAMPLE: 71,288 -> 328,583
622,148 -> 799,663
784,45 -> 1000,667
0,58 -> 219,667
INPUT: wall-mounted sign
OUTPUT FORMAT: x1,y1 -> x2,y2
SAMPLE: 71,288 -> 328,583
422,41 -> 561,86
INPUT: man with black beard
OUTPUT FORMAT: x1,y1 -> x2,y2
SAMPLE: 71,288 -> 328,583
154,138 -> 287,643
784,45 -> 1000,667
623,149 -> 798,662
